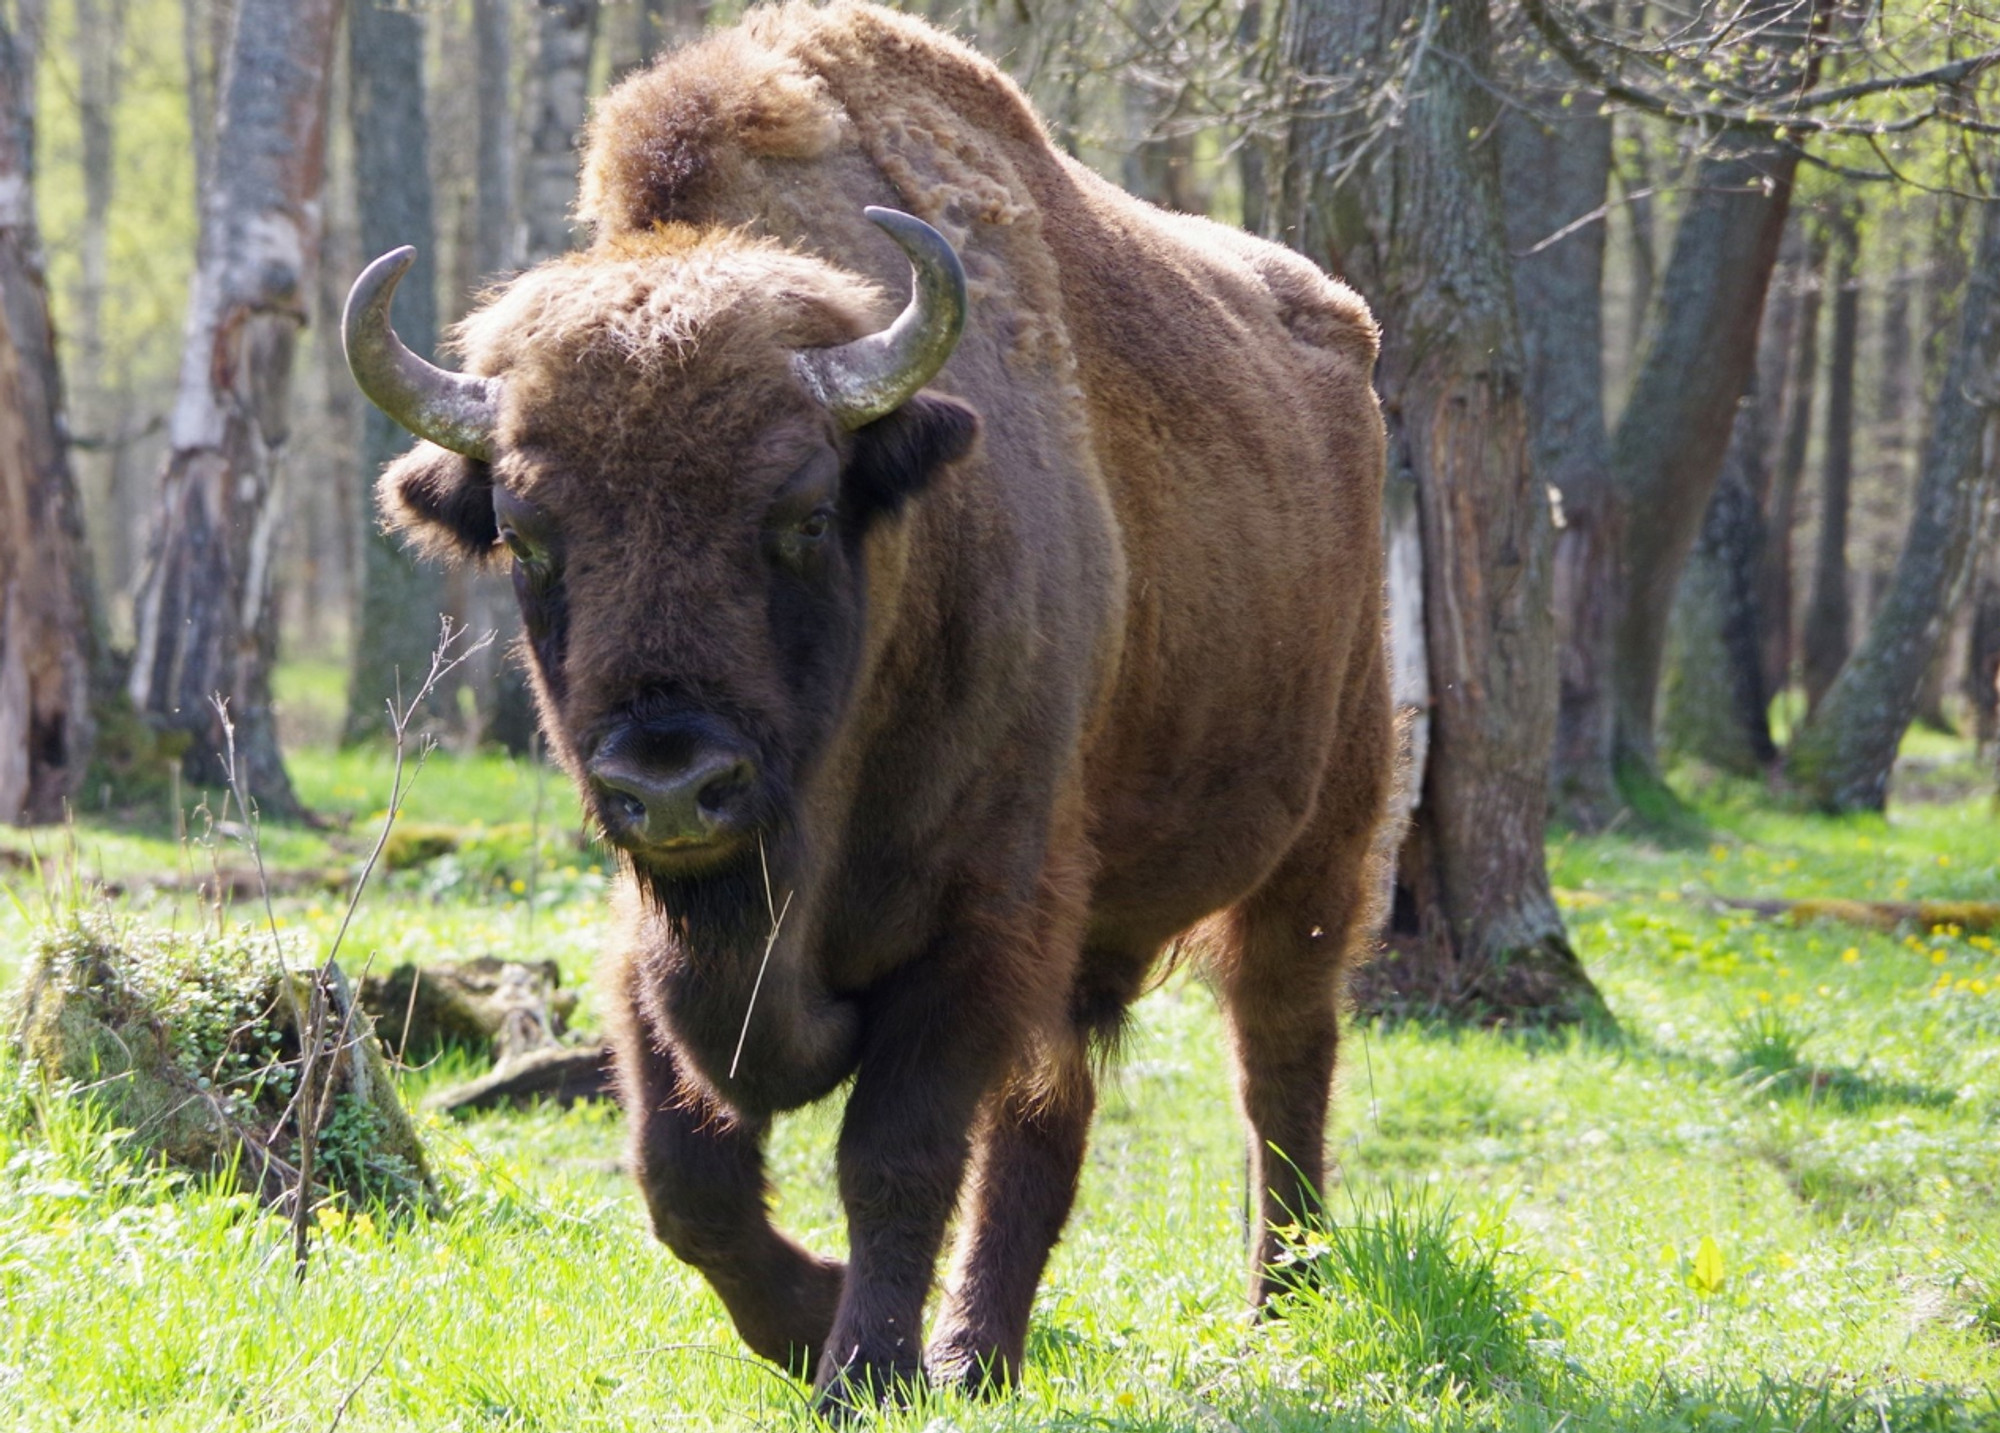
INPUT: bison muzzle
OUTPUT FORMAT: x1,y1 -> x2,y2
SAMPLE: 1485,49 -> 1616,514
347,0 -> 1392,1415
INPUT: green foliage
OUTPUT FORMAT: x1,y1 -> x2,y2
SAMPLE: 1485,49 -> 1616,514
34,0 -> 199,401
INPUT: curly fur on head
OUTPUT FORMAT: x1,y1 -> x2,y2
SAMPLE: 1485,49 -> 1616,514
449,226 -> 886,477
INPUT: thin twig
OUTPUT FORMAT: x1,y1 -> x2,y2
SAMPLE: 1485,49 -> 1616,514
728,835 -> 793,1082
324,1304 -> 418,1433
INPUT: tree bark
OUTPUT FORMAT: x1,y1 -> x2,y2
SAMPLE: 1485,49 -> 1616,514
475,0 -> 518,283
1968,497 -> 2000,758
1604,139 -> 1798,806
523,0 -> 599,263
1498,75 -> 1617,829
1661,218 -> 1805,776
1759,223 -> 1827,701
1786,196 -> 2000,812
1292,0 -> 1602,1024
126,0 -> 341,817
1662,395 -> 1778,775
462,0 -> 539,756
1800,213 -> 1859,713
343,0 -> 450,744
70,0 -> 125,574
181,0 -> 232,219
0,6 -> 101,823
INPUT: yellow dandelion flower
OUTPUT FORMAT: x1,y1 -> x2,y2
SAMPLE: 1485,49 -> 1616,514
1842,948 -> 1861,964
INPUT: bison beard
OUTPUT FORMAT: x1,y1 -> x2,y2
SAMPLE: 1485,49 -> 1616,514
351,0 -> 1391,1415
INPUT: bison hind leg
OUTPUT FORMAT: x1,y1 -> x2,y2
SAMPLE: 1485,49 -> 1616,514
1213,796 -> 1381,1310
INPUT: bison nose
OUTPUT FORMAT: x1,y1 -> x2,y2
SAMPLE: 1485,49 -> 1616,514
589,748 -> 758,850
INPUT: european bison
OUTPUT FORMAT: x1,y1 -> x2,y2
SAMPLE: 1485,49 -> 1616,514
346,0 -> 1389,1410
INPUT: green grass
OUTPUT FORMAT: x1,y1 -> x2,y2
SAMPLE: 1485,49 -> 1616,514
2,740 -> 1998,1430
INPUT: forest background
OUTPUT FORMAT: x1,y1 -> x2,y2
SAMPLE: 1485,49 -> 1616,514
2,0 -> 2000,1429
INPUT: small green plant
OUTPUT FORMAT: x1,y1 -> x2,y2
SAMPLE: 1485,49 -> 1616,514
1730,1004 -> 1814,1086
1269,1186 -> 1543,1400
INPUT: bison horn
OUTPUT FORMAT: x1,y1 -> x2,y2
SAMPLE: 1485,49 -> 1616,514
793,207 -> 967,429
343,247 -> 500,462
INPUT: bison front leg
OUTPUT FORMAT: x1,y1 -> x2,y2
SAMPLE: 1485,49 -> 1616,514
927,1040 -> 1095,1393
617,1019 -> 843,1375
814,958 -> 1014,1415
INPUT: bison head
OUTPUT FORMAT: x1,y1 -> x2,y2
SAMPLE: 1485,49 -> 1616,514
345,212 -> 978,885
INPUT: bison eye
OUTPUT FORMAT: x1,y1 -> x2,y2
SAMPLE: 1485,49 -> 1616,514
500,526 -> 535,561
770,507 -> 833,573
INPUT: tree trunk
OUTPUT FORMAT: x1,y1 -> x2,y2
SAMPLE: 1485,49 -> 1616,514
1605,136 -> 1798,806
1498,76 -> 1616,830
1786,197 -> 2000,812
1968,497 -> 2000,757
1759,224 -> 1827,702
1291,0 -> 1602,1025
1235,0 -> 1270,237
0,7 -> 100,823
475,0 -> 518,283
127,0 -> 341,817
70,0 -> 124,575
1661,219 -> 1804,776
1610,115 -> 1659,405
1800,214 -> 1860,713
181,0 -> 233,219
343,0 -> 450,744
1662,398 -> 1778,775
478,0 -> 599,754
523,0 -> 599,262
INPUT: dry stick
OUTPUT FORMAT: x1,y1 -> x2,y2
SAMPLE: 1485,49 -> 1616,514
728,835 -> 793,1082
216,620 -> 491,1279
297,623 -> 491,1256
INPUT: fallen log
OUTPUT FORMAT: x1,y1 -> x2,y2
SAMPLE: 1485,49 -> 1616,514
424,1042 -> 618,1115
1716,896 -> 2000,934
359,955 -> 578,1062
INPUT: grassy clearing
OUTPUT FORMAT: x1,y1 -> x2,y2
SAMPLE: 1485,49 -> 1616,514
2,738 -> 1998,1430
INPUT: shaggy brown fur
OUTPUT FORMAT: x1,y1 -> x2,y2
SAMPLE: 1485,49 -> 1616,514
376,0 -> 1388,1411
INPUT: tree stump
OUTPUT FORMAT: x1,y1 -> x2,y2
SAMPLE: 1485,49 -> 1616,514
17,913 -> 441,1215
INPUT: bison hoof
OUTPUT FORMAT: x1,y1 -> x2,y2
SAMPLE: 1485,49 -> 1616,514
812,1353 -> 926,1422
924,1330 -> 1019,1398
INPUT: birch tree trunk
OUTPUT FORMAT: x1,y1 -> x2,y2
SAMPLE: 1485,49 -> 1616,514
1291,0 -> 1603,1024
343,0 -> 449,744
0,4 -> 101,823
1787,196 -> 2000,812
127,0 -> 341,818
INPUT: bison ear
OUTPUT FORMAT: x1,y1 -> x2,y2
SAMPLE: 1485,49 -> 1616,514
845,393 -> 980,519
377,442 -> 500,564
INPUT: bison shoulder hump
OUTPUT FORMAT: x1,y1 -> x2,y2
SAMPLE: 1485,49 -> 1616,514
578,28 -> 842,237
1247,246 -> 1379,370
